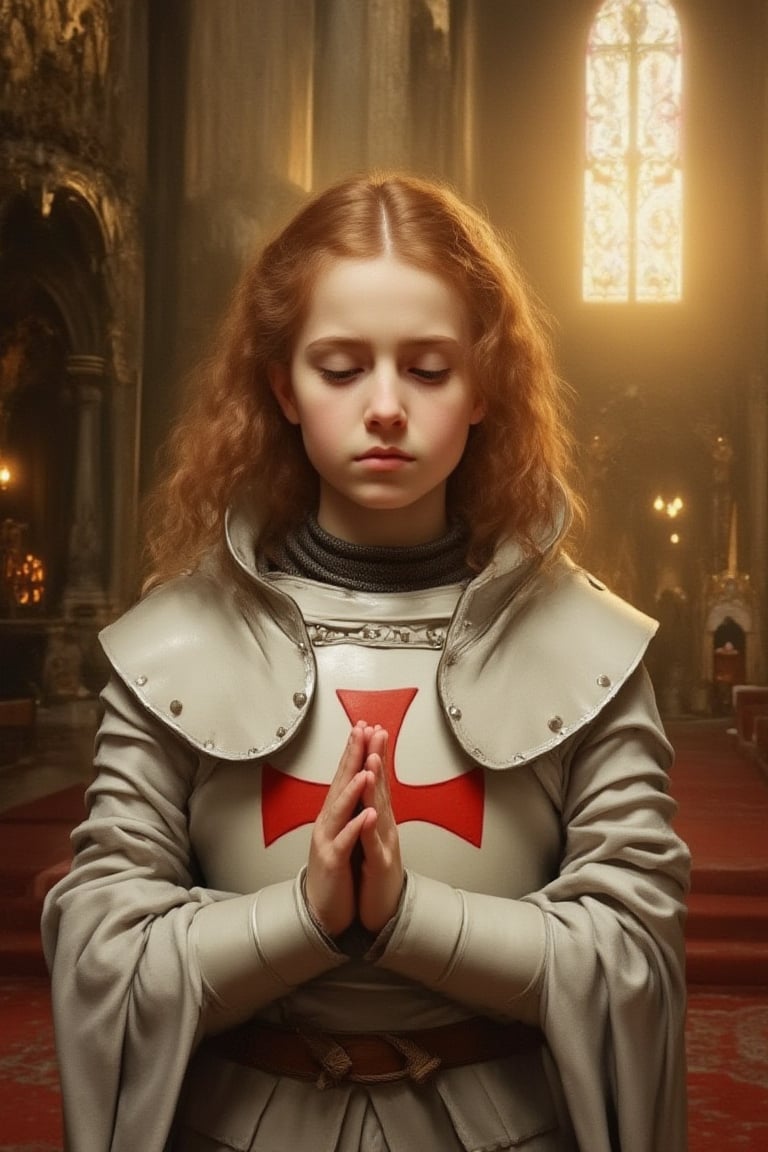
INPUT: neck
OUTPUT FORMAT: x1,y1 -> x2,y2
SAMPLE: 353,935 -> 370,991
316,488 -> 449,548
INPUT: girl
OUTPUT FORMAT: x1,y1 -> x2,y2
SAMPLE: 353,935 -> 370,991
42,173 -> 690,1152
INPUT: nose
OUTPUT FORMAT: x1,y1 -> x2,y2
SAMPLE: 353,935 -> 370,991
363,364 -> 407,430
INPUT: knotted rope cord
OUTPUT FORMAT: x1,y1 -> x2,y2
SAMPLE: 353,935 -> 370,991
299,1027 -> 353,1088
297,1026 -> 442,1089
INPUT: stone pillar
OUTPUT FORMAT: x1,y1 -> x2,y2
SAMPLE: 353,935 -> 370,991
367,0 -> 412,170
108,363 -> 140,608
184,0 -> 315,227
748,372 -> 768,679
710,433 -> 733,576
409,0 -> 460,180
313,0 -> 469,186
62,353 -> 110,621
177,0 -> 316,364
453,0 -> 478,196
313,0 -> 369,187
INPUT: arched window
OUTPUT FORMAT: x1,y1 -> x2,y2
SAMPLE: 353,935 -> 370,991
583,0 -> 683,302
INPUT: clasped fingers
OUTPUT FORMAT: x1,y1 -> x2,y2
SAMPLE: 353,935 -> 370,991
357,733 -> 404,934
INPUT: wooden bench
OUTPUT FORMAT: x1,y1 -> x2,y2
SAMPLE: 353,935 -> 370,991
732,685 -> 768,745
754,714 -> 768,777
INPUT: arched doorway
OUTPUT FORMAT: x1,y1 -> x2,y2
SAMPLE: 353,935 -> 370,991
0,186 -> 111,699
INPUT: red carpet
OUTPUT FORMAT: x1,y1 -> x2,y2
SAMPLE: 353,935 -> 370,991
669,721 -> 768,892
0,785 -> 86,979
687,990 -> 768,1151
0,979 -> 61,1150
667,720 -> 768,987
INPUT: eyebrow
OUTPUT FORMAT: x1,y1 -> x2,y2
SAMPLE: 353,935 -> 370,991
305,336 -> 463,353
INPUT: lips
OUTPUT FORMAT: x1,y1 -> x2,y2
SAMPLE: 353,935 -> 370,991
355,447 -> 414,462
354,446 -> 415,473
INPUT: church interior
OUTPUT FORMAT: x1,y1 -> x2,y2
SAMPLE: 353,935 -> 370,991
0,1 -> 767,1148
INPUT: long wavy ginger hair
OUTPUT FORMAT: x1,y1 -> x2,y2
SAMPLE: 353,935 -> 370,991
143,172 -> 578,587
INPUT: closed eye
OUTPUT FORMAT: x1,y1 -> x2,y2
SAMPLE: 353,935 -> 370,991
411,367 -> 450,382
319,367 -> 360,383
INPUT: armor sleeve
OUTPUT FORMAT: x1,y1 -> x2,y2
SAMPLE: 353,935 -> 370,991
369,875 -> 546,1023
373,665 -> 690,1152
41,676 -> 343,1152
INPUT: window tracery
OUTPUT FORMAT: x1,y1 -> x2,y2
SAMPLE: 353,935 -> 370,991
583,0 -> 683,302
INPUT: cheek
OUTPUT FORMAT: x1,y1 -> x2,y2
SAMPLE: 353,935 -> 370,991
429,405 -> 476,456
297,410 -> 340,467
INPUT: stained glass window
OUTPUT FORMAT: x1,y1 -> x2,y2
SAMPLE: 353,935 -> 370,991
583,0 -> 683,302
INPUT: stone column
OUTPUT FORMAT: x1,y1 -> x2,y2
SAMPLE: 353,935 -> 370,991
409,0 -> 460,180
174,0 -> 316,370
62,353 -> 110,621
367,0 -> 412,170
313,0 -> 369,187
314,0 -> 469,186
184,0 -> 315,221
108,363 -> 140,608
453,0 -> 478,196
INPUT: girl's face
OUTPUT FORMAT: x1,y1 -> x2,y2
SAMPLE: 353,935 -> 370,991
270,255 -> 484,547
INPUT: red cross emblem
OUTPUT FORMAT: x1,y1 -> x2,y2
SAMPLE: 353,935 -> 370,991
262,687 -> 484,847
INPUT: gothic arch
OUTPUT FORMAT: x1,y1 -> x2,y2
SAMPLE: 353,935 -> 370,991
0,187 -> 108,355
0,185 -> 112,624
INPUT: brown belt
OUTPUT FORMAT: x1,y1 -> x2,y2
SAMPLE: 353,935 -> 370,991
208,1016 -> 543,1090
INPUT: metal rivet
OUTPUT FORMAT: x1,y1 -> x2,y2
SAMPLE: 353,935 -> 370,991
170,699 -> 183,716
293,692 -> 307,708
298,642 -> 307,652
448,705 -> 462,720
135,675 -> 147,687
204,740 -> 214,751
597,674 -> 611,688
548,715 -> 564,733
513,753 -> 524,763
463,620 -> 472,630
248,747 -> 259,756
276,726 -> 287,739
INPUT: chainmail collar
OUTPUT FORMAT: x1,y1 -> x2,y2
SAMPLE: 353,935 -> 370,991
269,514 -> 472,592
